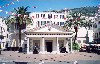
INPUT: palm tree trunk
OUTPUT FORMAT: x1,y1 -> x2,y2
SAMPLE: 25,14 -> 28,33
19,26 -> 21,47
18,25 -> 22,52
74,26 -> 78,43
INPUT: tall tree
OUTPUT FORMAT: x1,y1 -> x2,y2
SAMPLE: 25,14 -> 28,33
6,6 -> 31,48
64,12 -> 93,44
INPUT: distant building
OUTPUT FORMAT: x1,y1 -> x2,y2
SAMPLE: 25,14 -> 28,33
9,10 -> 77,54
93,5 -> 100,44
0,17 -> 8,49
77,26 -> 94,47
9,9 -> 94,54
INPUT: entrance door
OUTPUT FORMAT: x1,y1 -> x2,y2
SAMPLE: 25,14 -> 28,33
46,42 -> 52,52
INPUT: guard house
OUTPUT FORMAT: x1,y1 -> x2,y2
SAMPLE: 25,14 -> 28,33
24,23 -> 75,54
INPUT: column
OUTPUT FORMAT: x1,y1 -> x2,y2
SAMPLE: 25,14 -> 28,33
40,37 -> 45,54
64,39 -> 69,53
56,37 -> 60,53
70,37 -> 72,53
27,37 -> 29,54
42,37 -> 45,53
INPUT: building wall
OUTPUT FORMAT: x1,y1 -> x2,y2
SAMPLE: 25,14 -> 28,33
28,12 -> 71,28
93,15 -> 100,43
77,27 -> 93,47
0,18 -> 8,49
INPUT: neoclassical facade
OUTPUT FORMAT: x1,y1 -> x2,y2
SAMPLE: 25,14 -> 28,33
9,11 -> 76,54
24,23 -> 75,54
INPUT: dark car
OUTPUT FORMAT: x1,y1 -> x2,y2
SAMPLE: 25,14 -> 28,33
96,46 -> 100,55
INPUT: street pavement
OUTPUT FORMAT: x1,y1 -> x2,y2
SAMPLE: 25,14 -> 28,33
0,51 -> 100,64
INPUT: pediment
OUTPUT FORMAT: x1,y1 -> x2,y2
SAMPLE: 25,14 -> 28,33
27,24 -> 67,33
34,26 -> 64,32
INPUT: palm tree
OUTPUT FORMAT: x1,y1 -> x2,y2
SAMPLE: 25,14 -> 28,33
64,12 -> 87,46
64,11 -> 93,44
6,6 -> 31,50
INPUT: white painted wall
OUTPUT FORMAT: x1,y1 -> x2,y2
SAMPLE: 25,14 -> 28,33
0,18 -> 8,49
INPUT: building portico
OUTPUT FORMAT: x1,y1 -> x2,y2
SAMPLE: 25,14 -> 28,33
25,33 -> 74,54
24,24 -> 75,54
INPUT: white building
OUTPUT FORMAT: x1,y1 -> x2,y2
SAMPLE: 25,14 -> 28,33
24,23 -> 75,54
93,6 -> 100,44
29,11 -> 72,28
77,27 -> 94,47
9,10 -> 95,54
0,17 -> 8,49
9,10 -> 77,54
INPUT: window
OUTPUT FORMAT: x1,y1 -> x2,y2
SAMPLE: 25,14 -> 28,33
54,15 -> 58,19
7,34 -> 8,38
47,21 -> 50,23
3,42 -> 5,47
48,14 -> 52,19
57,22 -> 59,25
54,22 -> 55,24
60,15 -> 62,19
41,21 -> 46,25
60,15 -> 64,19
41,14 -> 45,18
44,21 -> 46,24
60,22 -> 64,26
41,21 -> 42,25
37,21 -> 40,27
36,14 -> 39,18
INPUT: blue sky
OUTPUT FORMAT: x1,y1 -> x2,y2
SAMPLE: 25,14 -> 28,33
0,0 -> 100,17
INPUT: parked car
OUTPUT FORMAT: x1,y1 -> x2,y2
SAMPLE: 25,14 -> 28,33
79,47 -> 86,52
96,45 -> 100,55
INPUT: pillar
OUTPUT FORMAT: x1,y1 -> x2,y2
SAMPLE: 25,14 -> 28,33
70,37 -> 72,53
42,37 -> 45,53
27,37 -> 29,54
40,37 -> 45,54
64,39 -> 69,53
56,37 -> 60,53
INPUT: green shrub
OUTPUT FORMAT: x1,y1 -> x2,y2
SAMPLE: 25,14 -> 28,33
72,42 -> 80,50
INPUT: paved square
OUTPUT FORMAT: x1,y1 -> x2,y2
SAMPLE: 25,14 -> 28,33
0,51 -> 100,62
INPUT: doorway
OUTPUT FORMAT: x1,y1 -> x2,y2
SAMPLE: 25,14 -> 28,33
46,42 -> 52,52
